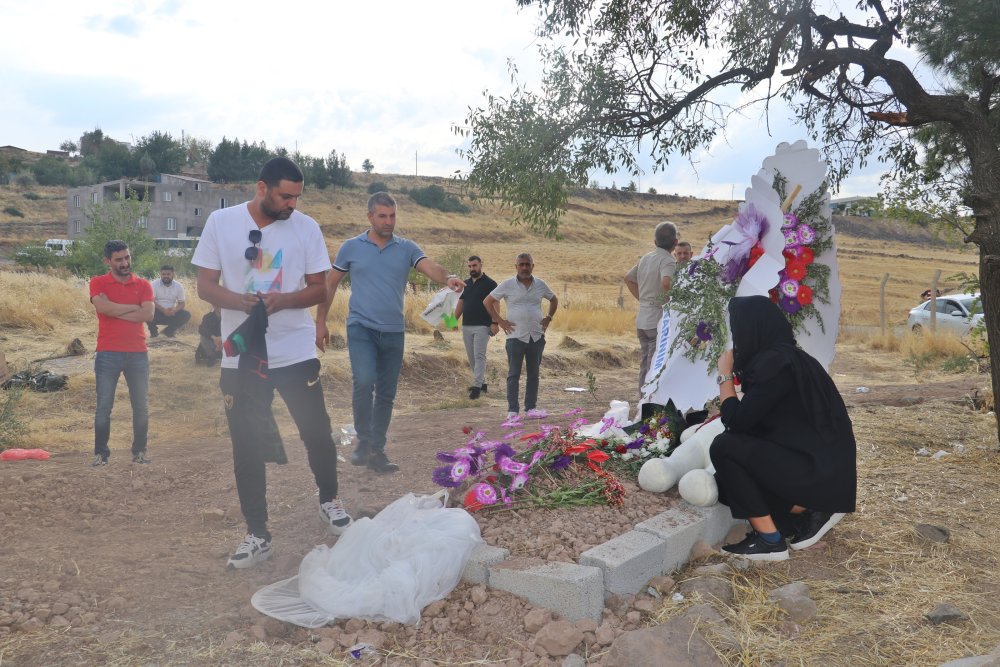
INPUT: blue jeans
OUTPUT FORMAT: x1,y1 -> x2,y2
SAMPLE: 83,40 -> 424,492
94,351 -> 149,458
347,323 -> 405,453
505,335 -> 545,413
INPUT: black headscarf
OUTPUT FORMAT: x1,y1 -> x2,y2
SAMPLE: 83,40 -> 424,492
728,296 -> 847,438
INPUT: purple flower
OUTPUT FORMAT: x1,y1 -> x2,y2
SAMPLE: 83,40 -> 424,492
495,442 -> 516,459
695,321 -> 712,342
780,295 -> 802,314
626,437 -> 645,449
562,408 -> 584,416
498,456 -> 529,475
551,455 -> 572,471
510,472 -> 530,491
796,224 -> 816,245
784,229 -> 799,247
687,260 -> 700,276
478,439 -> 504,451
499,487 -> 512,506
432,465 -> 464,488
541,424 -> 560,436
436,451 -> 460,463
658,417 -> 668,425
471,483 -> 498,506
780,278 -> 800,298
782,212 -> 799,229
639,423 -> 650,434
502,430 -> 523,440
571,418 -> 588,430
599,417 -> 618,434
529,451 -> 545,468
721,204 -> 769,283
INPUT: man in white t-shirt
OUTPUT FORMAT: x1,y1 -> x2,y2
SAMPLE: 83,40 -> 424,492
192,157 -> 352,570
148,265 -> 191,338
625,221 -> 678,392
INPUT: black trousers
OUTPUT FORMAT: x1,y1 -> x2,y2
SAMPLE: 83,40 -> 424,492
149,309 -> 191,334
220,358 -> 339,539
709,431 -> 813,524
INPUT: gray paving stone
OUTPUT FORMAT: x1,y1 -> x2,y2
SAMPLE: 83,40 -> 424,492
462,544 -> 510,585
635,504 -> 738,573
579,530 -> 667,596
489,559 -> 604,623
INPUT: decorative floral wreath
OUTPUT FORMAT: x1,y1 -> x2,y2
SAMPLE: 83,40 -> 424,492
666,172 -> 832,369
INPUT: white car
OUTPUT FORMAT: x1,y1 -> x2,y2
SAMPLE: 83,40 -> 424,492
906,293 -> 983,336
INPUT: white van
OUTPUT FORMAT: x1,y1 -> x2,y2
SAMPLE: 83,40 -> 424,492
44,239 -> 74,256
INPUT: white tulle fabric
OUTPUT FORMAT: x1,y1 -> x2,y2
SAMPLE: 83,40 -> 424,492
252,492 -> 483,628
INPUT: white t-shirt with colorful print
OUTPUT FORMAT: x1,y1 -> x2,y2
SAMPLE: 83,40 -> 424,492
192,202 -> 331,370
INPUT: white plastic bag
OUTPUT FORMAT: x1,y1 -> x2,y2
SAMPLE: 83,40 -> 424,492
252,492 -> 483,627
575,400 -> 631,438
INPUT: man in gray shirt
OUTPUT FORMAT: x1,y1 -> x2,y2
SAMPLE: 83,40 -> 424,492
625,221 -> 678,392
484,253 -> 558,417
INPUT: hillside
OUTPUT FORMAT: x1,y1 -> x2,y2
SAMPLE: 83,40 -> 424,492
0,176 -> 979,325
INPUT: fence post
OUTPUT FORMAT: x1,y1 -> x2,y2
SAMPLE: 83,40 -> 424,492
930,269 -> 941,332
879,272 -> 889,335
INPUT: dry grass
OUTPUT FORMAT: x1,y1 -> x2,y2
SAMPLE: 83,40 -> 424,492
656,402 -> 1000,666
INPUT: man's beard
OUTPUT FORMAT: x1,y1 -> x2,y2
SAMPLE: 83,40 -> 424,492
469,270 -> 481,279
262,202 -> 292,220
162,278 -> 172,285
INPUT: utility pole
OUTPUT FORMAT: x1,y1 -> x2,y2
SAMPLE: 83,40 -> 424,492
415,151 -> 418,177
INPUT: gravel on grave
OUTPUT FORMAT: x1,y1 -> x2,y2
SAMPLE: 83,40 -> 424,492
472,476 -> 681,562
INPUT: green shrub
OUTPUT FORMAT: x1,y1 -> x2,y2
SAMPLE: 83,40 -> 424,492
13,244 -> 60,269
22,192 -> 41,201
408,185 -> 470,214
367,181 -> 389,195
3,206 -> 24,217
0,386 -> 28,450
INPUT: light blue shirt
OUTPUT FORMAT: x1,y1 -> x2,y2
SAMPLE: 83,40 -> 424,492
333,232 -> 426,332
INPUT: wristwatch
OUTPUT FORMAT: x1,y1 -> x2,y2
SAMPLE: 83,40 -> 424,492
715,373 -> 734,385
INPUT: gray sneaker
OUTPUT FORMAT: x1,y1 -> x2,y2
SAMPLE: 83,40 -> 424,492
132,451 -> 152,464
319,499 -> 353,535
226,534 -> 273,569
91,454 -> 108,467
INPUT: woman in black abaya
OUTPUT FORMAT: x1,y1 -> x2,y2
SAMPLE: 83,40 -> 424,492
710,296 -> 856,561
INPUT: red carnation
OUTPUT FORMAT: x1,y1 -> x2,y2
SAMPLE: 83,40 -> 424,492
615,445 -> 627,454
785,260 -> 807,281
462,426 -> 472,434
799,247 -> 815,265
797,284 -> 814,305
768,288 -> 779,303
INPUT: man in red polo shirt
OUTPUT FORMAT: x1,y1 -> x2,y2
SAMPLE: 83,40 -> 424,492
89,240 -> 155,466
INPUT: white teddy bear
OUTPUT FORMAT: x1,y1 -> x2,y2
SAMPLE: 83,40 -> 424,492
637,417 -> 724,507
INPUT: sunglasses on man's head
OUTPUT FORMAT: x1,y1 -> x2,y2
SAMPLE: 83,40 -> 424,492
245,228 -> 262,261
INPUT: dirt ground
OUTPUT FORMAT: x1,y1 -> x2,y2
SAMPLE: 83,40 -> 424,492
1,338 -> 999,666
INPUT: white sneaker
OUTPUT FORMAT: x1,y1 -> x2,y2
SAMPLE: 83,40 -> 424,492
506,411 -> 519,419
320,499 -> 353,536
227,533 -> 272,569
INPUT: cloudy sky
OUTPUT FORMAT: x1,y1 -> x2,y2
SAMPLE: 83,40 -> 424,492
1,0 -> 907,199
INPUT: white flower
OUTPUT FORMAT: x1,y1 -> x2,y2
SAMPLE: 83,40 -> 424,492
621,452 -> 633,461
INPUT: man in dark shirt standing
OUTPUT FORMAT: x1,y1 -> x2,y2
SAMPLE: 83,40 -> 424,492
454,255 -> 498,399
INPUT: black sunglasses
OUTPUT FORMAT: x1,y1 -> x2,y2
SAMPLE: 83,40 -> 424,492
245,229 -> 262,261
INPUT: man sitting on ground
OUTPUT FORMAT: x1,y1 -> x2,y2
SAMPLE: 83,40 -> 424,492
149,265 -> 191,337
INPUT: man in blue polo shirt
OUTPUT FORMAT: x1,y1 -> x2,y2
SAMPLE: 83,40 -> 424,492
316,192 -> 464,473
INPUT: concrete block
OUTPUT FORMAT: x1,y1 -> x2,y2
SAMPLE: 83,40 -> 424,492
579,530 -> 667,596
462,544 -> 509,585
488,558 -> 604,623
635,504 -> 737,574
686,503 -> 739,545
